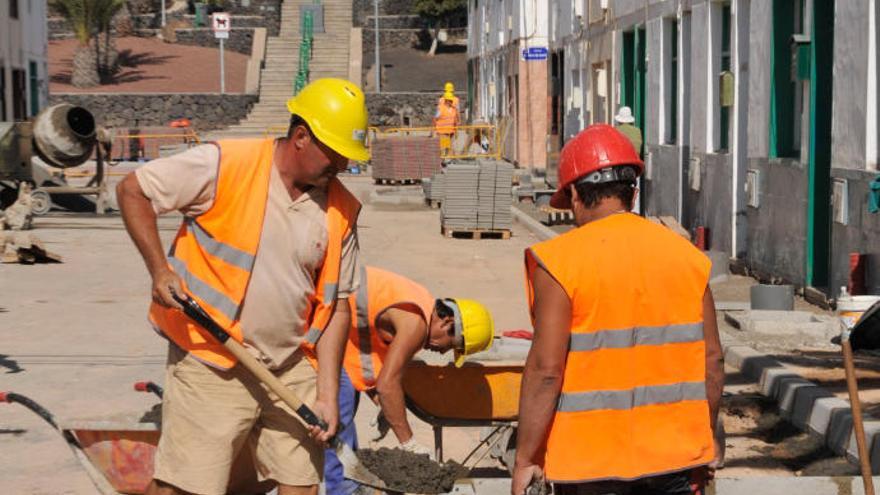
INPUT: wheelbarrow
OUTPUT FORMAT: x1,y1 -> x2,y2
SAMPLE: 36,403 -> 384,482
402,336 -> 528,472
1,384 -> 272,495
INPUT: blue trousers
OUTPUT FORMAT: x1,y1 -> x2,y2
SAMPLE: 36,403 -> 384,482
323,369 -> 361,495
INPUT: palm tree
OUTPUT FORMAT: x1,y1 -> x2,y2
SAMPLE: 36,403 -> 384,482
94,0 -> 125,82
51,0 -> 99,87
50,0 -> 124,87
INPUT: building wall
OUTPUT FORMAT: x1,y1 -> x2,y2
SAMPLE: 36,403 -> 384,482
1,0 -> 49,121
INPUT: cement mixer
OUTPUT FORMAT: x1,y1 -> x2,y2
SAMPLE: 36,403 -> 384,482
0,104 -> 111,215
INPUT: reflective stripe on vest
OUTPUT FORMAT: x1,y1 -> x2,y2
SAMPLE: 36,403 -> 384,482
148,139 -> 360,369
525,213 -> 713,483
569,323 -> 704,352
558,381 -> 707,413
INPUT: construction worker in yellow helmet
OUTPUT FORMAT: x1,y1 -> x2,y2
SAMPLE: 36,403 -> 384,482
117,77 -> 369,495
325,265 -> 494,494
439,81 -> 461,111
433,82 -> 461,156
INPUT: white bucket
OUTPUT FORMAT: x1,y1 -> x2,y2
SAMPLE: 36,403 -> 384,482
838,295 -> 880,328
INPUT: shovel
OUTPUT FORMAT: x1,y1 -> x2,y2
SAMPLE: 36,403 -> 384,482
172,294 -> 391,491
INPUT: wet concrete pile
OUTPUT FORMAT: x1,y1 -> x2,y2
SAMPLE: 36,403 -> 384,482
356,447 -> 468,493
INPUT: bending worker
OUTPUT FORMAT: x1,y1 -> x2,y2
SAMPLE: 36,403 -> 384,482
512,124 -> 724,495
433,86 -> 460,156
117,78 -> 369,495
324,265 -> 494,495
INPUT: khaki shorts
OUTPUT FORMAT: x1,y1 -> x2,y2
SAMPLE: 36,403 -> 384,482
153,345 -> 323,495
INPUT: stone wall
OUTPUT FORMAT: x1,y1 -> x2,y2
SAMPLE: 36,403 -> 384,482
367,92 -> 462,127
49,93 -> 257,131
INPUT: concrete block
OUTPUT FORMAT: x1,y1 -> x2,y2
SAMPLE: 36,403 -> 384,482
808,396 -> 853,436
725,310 -> 838,339
713,476 -> 879,495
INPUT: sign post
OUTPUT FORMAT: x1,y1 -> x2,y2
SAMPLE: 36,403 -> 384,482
212,13 -> 231,94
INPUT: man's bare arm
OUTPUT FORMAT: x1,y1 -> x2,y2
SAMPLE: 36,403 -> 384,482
116,173 -> 182,309
512,265 -> 571,494
703,287 -> 724,441
312,301 -> 351,442
374,308 -> 426,443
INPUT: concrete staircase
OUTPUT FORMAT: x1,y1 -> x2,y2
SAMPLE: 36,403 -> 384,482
211,0 -> 353,138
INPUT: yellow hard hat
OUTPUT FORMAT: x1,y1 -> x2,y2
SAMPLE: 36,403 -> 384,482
286,78 -> 370,162
441,298 -> 494,367
444,81 -> 454,92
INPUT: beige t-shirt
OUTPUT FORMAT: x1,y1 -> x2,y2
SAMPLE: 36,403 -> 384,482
136,143 -> 360,369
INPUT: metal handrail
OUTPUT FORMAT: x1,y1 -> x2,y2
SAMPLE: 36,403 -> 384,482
294,11 -> 314,94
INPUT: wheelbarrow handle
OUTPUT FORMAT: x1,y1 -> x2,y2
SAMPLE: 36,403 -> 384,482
134,381 -> 165,399
172,294 -> 331,434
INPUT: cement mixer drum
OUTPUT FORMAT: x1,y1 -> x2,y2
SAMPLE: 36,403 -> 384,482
32,104 -> 97,168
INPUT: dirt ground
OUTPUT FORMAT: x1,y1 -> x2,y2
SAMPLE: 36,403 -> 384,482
49,36 -> 249,94
367,46 -> 467,92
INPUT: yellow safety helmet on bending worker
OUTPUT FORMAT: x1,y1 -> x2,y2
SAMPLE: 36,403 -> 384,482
286,78 -> 370,162
444,81 -> 455,93
438,298 -> 494,367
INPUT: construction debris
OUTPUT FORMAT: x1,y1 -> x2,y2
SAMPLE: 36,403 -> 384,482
1,183 -> 35,230
1,232 -> 62,264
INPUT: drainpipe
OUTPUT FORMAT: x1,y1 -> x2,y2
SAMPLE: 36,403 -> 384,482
374,0 -> 380,92
868,0 -> 878,171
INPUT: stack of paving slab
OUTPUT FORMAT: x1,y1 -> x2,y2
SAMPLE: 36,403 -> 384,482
371,136 -> 443,181
422,172 -> 446,206
440,160 -> 513,232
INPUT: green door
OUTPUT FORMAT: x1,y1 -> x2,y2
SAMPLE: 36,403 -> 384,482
806,0 -> 834,289
621,27 -> 647,155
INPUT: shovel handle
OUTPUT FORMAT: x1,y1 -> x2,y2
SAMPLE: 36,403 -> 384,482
173,294 -> 330,432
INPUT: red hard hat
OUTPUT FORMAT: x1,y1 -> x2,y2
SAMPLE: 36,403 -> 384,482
550,124 -> 644,209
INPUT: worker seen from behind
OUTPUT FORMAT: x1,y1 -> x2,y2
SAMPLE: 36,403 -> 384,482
512,124 -> 724,495
117,78 -> 370,495
433,86 -> 461,156
614,106 -> 643,157
324,265 -> 494,495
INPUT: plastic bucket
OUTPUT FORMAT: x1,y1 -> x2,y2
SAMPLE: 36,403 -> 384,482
838,295 -> 880,328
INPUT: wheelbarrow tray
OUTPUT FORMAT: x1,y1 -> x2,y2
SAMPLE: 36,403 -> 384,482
61,421 -> 160,494
60,420 -> 268,495
402,360 -> 524,424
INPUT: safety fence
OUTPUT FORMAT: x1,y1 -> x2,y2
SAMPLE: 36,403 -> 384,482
62,128 -> 202,178
293,11 -> 314,95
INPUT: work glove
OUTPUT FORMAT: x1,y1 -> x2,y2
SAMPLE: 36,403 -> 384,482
399,437 -> 434,459
369,411 -> 391,442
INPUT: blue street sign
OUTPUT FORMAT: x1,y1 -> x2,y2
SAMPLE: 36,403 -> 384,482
522,46 -> 548,61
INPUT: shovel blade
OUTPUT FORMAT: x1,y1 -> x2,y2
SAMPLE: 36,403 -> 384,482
337,442 -> 391,491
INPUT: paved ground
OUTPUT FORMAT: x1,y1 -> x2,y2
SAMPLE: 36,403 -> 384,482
49,36 -> 249,94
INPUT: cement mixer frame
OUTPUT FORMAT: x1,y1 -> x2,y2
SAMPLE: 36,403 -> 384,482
0,104 -> 112,216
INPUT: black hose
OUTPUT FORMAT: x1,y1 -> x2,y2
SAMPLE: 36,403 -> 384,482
145,382 -> 164,399
4,392 -> 59,429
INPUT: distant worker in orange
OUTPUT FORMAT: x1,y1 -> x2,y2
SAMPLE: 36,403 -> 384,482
512,124 -> 724,495
438,81 -> 460,111
433,84 -> 460,156
324,265 -> 494,494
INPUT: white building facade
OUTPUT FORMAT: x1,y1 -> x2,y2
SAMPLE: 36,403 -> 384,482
1,0 -> 50,121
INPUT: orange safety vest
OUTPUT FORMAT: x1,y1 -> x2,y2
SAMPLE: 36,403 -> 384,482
437,95 -> 460,111
149,138 -> 361,369
343,266 -> 435,392
525,213 -> 713,483
434,102 -> 458,135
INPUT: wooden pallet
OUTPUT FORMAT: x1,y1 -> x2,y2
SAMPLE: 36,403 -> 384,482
538,205 -> 575,226
374,178 -> 422,186
441,227 -> 511,240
